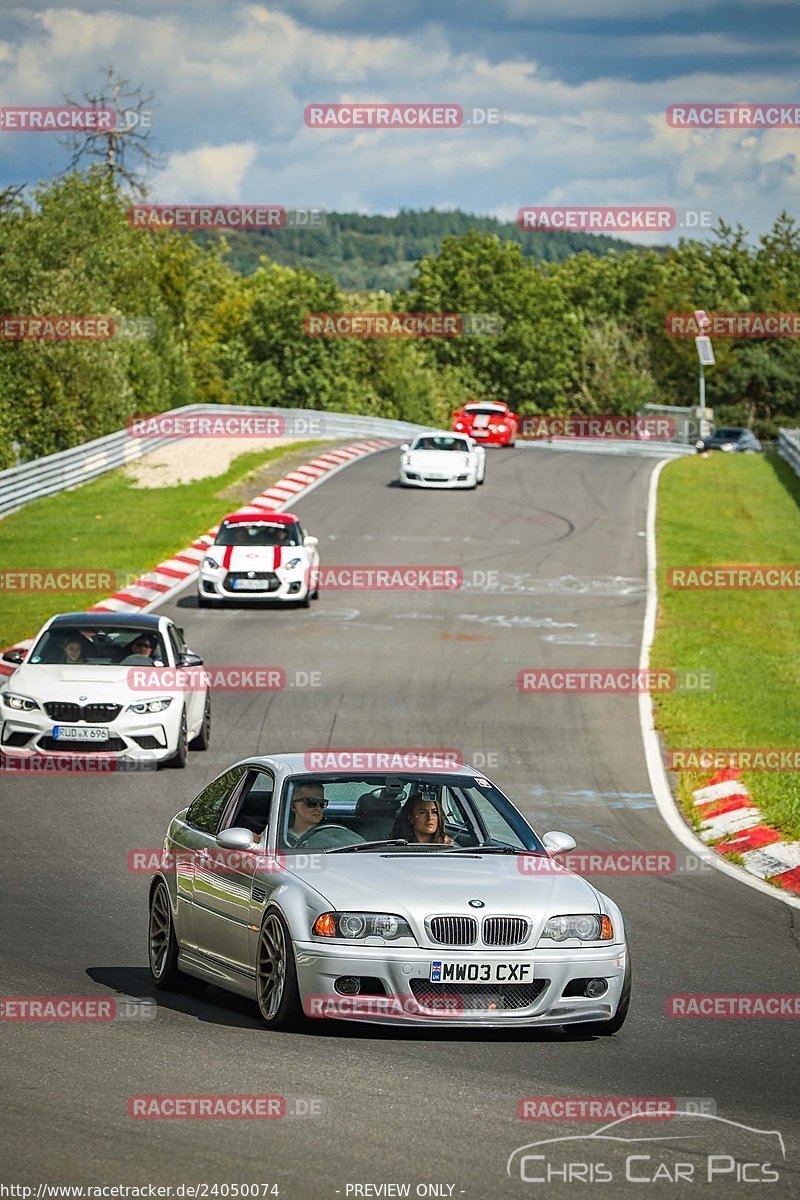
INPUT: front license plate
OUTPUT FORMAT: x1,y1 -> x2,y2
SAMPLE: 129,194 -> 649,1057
53,725 -> 109,742
430,960 -> 533,984
232,579 -> 267,590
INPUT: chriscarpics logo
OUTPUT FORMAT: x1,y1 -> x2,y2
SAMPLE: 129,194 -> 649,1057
507,1113 -> 785,1186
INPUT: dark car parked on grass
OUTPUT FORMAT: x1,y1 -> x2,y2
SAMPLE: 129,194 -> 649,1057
696,427 -> 762,453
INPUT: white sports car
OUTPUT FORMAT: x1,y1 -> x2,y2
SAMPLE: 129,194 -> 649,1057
399,433 -> 486,490
198,511 -> 320,607
0,612 -> 210,769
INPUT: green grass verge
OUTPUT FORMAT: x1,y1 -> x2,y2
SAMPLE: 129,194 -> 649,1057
0,440 -> 326,648
652,450 -> 800,841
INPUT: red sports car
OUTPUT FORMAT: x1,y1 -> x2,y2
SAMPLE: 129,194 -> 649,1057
451,401 -> 518,447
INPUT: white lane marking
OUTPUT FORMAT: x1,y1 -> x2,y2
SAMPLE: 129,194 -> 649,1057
391,612 -> 577,630
639,458 -> 800,909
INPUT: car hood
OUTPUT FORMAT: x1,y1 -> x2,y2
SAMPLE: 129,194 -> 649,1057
209,545 -> 304,570
284,852 -> 600,934
5,664 -> 165,699
406,450 -> 470,468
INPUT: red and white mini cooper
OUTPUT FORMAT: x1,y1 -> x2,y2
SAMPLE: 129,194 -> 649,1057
197,512 -> 320,608
451,401 -> 519,447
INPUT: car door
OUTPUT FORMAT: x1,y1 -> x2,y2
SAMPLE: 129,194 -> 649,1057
175,765 -> 248,948
192,767 -> 276,975
166,622 -> 205,736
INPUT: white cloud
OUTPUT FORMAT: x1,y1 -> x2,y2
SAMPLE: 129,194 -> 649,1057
156,142 -> 259,201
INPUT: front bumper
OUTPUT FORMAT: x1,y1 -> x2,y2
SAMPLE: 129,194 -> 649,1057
399,467 -> 477,489
294,940 -> 627,1026
199,568 -> 309,602
0,708 -> 177,764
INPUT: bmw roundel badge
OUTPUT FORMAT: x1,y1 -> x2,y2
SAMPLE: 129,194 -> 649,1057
468,899 -> 485,908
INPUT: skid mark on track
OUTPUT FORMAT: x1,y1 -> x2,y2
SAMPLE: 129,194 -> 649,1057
394,612 -> 577,630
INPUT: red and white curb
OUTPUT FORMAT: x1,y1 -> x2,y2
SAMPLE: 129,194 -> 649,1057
693,768 -> 800,897
0,438 -> 394,676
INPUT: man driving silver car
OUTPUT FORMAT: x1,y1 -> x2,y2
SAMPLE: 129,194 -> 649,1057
285,781 -> 328,845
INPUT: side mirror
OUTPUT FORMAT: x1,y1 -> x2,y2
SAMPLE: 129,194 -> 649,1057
216,827 -> 258,850
542,831 -> 577,856
178,651 -> 204,667
2,648 -> 26,665
304,535 -> 319,548
400,443 -> 410,453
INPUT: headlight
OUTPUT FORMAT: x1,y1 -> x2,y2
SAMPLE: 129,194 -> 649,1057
203,556 -> 220,569
2,693 -> 40,712
539,914 -> 613,942
285,557 -> 302,570
312,911 -> 414,941
126,698 -> 173,714
455,422 -> 464,430
497,423 -> 506,431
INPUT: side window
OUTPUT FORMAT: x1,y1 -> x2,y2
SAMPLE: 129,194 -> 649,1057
167,625 -> 186,663
224,769 -> 275,838
186,767 -> 247,835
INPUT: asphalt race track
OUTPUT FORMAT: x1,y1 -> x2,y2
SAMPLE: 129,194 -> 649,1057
1,445 -> 798,1197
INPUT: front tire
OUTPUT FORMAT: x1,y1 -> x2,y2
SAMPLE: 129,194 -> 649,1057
167,708 -> 188,769
189,693 -> 211,751
148,879 -> 206,993
256,910 -> 303,1030
577,953 -> 631,1036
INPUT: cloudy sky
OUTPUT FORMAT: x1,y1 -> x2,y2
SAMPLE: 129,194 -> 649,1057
0,0 -> 798,242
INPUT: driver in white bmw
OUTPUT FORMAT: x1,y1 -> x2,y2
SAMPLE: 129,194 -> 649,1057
285,781 -> 327,844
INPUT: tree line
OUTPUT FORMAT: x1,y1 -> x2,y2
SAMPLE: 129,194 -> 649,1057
0,169 -> 797,468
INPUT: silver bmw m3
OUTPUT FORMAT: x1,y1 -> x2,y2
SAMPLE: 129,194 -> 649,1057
148,754 -> 631,1032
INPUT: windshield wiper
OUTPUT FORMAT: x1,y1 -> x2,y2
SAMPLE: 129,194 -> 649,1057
444,844 -> 528,855
327,839 -> 410,854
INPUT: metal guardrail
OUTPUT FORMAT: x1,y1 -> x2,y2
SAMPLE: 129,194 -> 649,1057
0,402 -> 709,520
778,429 -> 800,479
0,406 -> 433,520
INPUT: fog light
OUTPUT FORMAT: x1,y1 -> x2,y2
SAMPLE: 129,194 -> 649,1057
334,977 -> 361,996
585,978 -> 607,998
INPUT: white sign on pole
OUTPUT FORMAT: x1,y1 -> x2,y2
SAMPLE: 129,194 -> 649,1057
694,309 -> 711,332
695,335 -> 715,365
